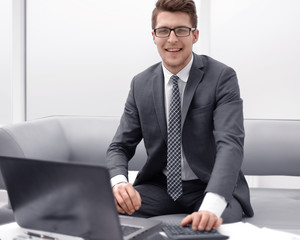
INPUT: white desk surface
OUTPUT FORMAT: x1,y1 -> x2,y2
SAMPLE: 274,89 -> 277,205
1,221 -> 300,240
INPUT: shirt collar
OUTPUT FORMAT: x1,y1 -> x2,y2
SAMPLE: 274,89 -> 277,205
163,54 -> 194,84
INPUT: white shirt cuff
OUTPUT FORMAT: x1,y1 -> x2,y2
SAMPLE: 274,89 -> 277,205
110,174 -> 128,187
199,192 -> 227,218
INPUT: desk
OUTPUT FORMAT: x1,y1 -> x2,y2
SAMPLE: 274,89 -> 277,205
1,222 -> 300,240
0,223 -> 169,240
0,222 -> 81,240
218,222 -> 300,240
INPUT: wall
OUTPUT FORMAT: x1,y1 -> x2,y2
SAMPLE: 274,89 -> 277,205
0,0 -> 12,125
2,0 -> 300,188
209,0 -> 300,120
26,0 -> 202,119
25,0 -> 300,120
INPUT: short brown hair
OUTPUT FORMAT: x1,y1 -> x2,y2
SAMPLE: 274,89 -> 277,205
152,0 -> 198,29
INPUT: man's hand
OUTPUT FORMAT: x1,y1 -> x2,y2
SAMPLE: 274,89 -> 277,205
181,211 -> 223,231
112,182 -> 141,215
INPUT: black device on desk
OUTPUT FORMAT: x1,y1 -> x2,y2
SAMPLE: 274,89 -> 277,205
161,224 -> 228,240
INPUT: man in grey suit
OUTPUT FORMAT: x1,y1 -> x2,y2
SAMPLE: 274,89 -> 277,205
106,0 -> 253,231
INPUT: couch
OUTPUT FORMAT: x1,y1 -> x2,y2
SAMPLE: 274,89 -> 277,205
0,116 -> 299,234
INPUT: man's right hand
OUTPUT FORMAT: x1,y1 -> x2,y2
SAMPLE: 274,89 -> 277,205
112,182 -> 142,215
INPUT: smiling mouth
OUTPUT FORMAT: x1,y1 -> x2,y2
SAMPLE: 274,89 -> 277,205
166,48 -> 182,52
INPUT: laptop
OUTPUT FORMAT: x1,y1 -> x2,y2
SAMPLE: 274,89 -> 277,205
0,156 -> 162,240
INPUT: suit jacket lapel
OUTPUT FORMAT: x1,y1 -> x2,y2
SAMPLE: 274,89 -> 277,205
152,64 -> 168,143
152,54 -> 205,141
182,54 -> 205,127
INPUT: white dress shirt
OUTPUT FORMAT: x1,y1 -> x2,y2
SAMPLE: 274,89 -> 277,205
111,56 -> 227,217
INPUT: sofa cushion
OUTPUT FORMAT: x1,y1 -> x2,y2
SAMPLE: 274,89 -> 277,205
0,118 -> 70,163
149,188 -> 300,232
242,120 -> 300,176
0,205 -> 14,225
244,188 -> 300,231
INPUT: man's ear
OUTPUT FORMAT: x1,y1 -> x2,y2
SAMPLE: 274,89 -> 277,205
193,29 -> 199,44
152,31 -> 157,44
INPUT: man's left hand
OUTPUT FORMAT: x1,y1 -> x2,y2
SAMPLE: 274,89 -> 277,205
181,211 -> 223,231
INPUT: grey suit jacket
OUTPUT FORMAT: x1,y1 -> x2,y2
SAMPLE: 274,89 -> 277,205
107,53 -> 254,217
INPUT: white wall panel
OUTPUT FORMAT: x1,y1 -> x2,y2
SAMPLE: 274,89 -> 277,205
26,0 -> 202,119
210,0 -> 300,119
0,0 -> 12,125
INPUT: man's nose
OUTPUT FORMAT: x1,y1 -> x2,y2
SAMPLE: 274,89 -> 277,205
168,30 -> 178,42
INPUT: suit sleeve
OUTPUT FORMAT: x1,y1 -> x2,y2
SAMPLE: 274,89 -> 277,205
206,66 -> 245,203
106,78 -> 143,180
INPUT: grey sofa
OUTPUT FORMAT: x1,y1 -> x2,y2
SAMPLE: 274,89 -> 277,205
0,116 -> 299,235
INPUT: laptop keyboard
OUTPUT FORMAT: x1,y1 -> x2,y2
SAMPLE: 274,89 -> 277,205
162,224 -> 228,240
121,225 -> 142,236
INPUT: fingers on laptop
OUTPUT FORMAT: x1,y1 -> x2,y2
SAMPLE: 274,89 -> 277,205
113,182 -> 141,215
181,211 -> 223,231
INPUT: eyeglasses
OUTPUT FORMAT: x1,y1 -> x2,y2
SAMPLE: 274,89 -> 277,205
153,27 -> 196,38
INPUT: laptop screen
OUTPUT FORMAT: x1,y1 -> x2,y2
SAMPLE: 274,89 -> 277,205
0,156 -> 124,240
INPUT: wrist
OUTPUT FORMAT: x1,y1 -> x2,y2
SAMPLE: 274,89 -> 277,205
199,192 -> 227,217
110,174 -> 128,187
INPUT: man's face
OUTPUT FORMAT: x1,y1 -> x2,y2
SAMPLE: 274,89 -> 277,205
152,11 -> 199,74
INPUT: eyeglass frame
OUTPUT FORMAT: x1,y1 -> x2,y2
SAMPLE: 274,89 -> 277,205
153,26 -> 196,38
